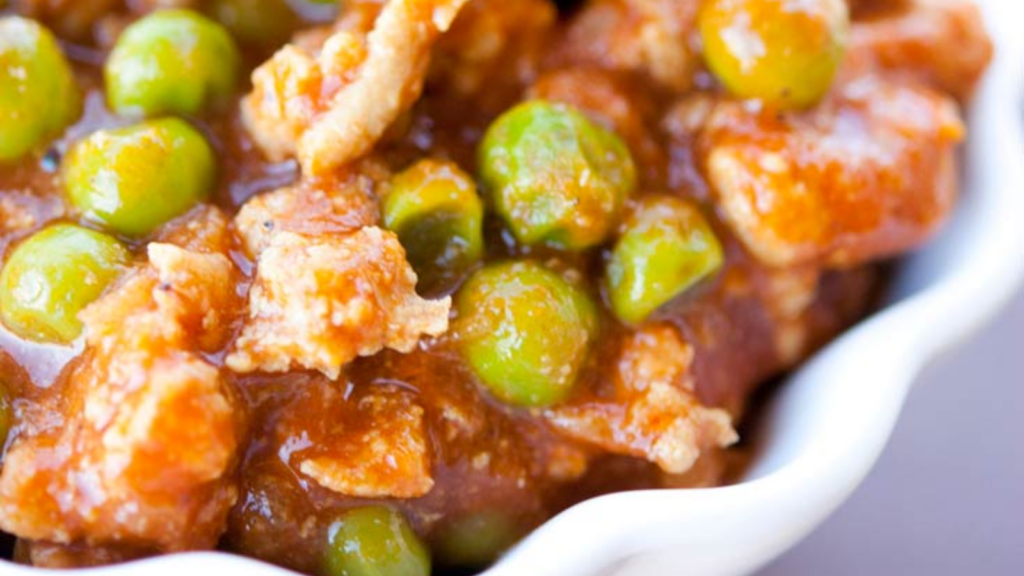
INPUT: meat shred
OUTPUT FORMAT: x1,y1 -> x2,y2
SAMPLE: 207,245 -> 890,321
226,228 -> 450,379
243,0 -> 470,174
432,0 -> 556,100
848,0 -> 992,101
699,75 -> 964,268
547,325 -> 737,475
0,229 -> 243,551
558,0 -> 700,93
232,171 -> 382,258
299,388 -> 434,498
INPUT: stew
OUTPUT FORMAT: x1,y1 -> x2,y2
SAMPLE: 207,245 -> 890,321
0,0 -> 991,574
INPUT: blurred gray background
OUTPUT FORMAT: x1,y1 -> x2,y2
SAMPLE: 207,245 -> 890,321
759,288 -> 1024,575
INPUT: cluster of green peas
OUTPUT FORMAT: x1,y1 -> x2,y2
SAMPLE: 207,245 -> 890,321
0,0 -> 850,573
320,1 -> 851,567
322,507 -> 518,576
402,0 -> 852,413
392,100 -> 724,410
0,0 -> 361,345
0,10 -> 241,345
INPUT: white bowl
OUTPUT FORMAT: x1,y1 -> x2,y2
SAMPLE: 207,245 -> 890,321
4,1 -> 1022,575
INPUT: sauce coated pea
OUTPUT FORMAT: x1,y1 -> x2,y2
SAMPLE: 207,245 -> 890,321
324,506 -> 430,576
606,195 -> 724,324
63,118 -> 216,237
478,100 -> 636,251
456,261 -> 598,407
105,9 -> 241,117
208,0 -> 299,47
434,511 -> 519,568
0,17 -> 80,162
0,224 -> 129,344
384,159 -> 484,295
699,0 -> 849,109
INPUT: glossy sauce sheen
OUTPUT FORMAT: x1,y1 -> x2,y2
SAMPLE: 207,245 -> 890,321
0,0 -> 991,573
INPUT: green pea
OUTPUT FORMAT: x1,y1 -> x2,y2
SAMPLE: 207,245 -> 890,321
0,224 -> 129,344
699,0 -> 849,109
478,100 -> 636,251
207,0 -> 299,47
0,17 -> 81,162
456,261 -> 598,407
324,506 -> 430,576
384,159 -> 484,295
63,118 -> 216,237
434,511 -> 519,568
606,195 -> 724,325
105,9 -> 241,117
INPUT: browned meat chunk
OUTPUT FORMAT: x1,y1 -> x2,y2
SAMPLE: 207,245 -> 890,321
243,0 -> 470,174
849,0 -> 992,101
232,170 -> 382,258
558,0 -> 700,93
299,387 -> 434,498
698,75 -> 963,268
0,228 -> 243,551
548,325 -> 737,474
226,227 -> 450,378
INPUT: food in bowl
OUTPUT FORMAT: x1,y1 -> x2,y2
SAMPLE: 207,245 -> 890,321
0,0 -> 991,574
